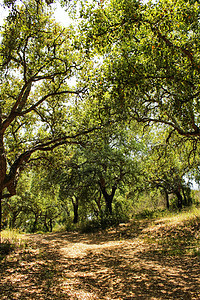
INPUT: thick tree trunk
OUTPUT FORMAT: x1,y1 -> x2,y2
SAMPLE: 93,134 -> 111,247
0,133 -> 6,244
182,186 -> 192,207
175,190 -> 183,211
105,194 -> 113,214
99,178 -> 117,215
164,189 -> 170,210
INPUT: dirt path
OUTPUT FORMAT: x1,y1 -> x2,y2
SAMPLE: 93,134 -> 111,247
0,221 -> 200,299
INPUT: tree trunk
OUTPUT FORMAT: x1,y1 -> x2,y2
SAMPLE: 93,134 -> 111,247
182,186 -> 192,207
0,135 -> 6,188
175,190 -> 183,211
94,191 -> 102,216
182,187 -> 187,206
0,193 -> 2,244
164,189 -> 170,210
72,197 -> 79,224
99,179 -> 117,215
49,218 -> 53,232
0,132 -> 6,244
44,212 -> 49,232
105,194 -> 113,214
32,212 -> 39,233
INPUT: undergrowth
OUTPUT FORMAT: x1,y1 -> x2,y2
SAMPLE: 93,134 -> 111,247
142,205 -> 200,257
0,229 -> 27,260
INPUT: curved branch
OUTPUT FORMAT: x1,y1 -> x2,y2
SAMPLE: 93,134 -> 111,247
18,88 -> 85,116
3,125 -> 103,198
151,25 -> 199,69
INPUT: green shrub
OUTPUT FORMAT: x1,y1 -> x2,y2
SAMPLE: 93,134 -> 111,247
134,208 -> 167,220
80,210 -> 129,233
0,241 -> 14,256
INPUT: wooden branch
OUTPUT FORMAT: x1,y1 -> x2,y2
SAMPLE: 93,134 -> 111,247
134,113 -> 200,138
151,26 -> 199,69
18,89 -> 82,116
1,80 -> 32,133
4,125 -> 102,195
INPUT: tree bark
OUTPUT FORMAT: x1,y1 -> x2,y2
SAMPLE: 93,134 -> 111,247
94,191 -> 102,216
104,193 -> 113,214
0,193 -> 2,244
182,186 -> 192,207
164,189 -> 170,210
0,134 -> 6,188
44,212 -> 49,232
49,218 -> 53,232
99,178 -> 117,215
72,197 -> 79,224
10,212 -> 18,229
0,135 -> 7,242
182,187 -> 187,206
175,190 -> 183,211
32,212 -> 39,233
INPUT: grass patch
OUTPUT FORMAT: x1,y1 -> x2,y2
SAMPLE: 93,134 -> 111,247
0,229 -> 27,260
167,206 -> 200,225
134,208 -> 168,220
142,206 -> 200,257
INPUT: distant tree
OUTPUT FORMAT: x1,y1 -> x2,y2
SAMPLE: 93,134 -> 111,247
2,167 -> 61,232
51,124 -> 142,223
142,129 -> 195,210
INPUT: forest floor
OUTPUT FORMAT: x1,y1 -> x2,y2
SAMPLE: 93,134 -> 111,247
0,212 -> 200,299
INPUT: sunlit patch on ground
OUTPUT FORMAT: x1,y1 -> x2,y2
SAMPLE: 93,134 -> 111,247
0,219 -> 200,299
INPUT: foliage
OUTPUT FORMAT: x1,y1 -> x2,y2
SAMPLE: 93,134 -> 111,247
139,129 -> 196,209
0,0 -> 93,202
80,0 -> 200,141
1,0 -> 200,234
2,167 -> 63,232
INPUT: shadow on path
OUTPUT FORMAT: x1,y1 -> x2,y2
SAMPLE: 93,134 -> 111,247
0,221 -> 199,299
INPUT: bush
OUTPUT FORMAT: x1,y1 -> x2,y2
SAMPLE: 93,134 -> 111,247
53,219 -> 77,232
134,208 -> 167,220
79,217 -> 102,233
0,241 -> 14,256
80,210 -> 129,233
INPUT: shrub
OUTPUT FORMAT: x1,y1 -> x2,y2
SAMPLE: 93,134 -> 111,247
0,229 -> 26,260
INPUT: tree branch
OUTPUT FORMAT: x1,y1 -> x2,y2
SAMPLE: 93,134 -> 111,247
18,89 -> 84,116
3,125 -> 102,197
